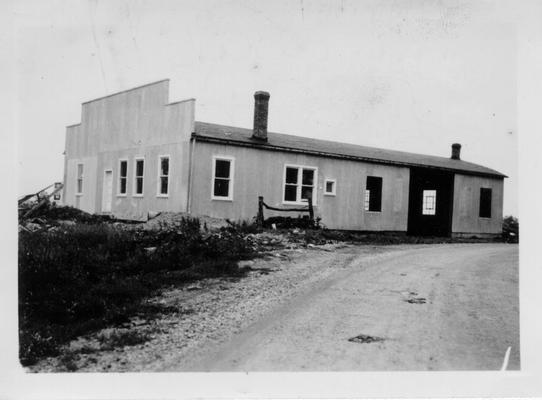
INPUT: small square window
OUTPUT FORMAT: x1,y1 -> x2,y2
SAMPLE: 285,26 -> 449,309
324,179 -> 336,196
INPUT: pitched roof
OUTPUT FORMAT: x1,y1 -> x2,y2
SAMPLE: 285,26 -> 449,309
193,121 -> 506,178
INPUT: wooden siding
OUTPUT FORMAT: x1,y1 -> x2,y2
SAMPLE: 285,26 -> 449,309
64,156 -> 98,214
190,142 -> 410,231
63,81 -> 195,220
451,174 -> 504,234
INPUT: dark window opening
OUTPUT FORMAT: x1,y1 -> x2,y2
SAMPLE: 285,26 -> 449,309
284,185 -> 297,201
213,179 -> 229,197
159,157 -> 169,195
134,159 -> 144,195
479,188 -> 492,218
213,158 -> 232,199
283,166 -> 316,203
215,159 -> 230,178
119,160 -> 127,194
365,176 -> 382,212
325,180 -> 336,195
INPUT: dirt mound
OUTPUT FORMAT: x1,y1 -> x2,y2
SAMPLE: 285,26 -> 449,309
139,212 -> 229,232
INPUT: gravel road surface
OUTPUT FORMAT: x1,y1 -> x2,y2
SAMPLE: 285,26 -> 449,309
180,243 -> 520,371
32,243 -> 519,372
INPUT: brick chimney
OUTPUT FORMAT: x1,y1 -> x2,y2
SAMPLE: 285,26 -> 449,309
252,91 -> 270,142
451,143 -> 461,160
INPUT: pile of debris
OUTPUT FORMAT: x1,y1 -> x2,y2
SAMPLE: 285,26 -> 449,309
18,204 -> 112,233
139,212 -> 230,232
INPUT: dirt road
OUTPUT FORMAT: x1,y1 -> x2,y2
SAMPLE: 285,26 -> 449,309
178,243 -> 519,371
33,243 -> 519,372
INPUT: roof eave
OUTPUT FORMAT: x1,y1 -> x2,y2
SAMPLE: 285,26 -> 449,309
192,133 -> 507,179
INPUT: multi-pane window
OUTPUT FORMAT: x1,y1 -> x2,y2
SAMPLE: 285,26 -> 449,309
134,158 -> 144,196
365,176 -> 382,212
324,179 -> 336,196
283,165 -> 317,204
158,156 -> 169,196
422,190 -> 437,215
76,163 -> 84,194
479,188 -> 492,218
118,160 -> 128,195
212,156 -> 234,200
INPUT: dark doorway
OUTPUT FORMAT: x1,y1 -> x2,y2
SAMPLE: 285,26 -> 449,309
407,167 -> 454,237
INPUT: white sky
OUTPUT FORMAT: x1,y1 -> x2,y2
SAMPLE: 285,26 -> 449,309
14,0 -> 518,216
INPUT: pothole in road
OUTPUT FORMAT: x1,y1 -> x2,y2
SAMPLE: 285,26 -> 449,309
348,334 -> 385,344
405,297 -> 426,304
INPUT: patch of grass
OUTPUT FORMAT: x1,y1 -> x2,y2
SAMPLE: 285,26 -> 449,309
19,216 -> 255,366
298,229 -> 502,245
226,219 -> 261,234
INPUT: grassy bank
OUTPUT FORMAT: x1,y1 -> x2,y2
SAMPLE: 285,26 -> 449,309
19,216 -> 255,366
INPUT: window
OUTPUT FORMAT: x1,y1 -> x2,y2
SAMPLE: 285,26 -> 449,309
479,188 -> 492,218
283,165 -> 317,204
53,182 -> 62,201
134,158 -> 144,196
364,176 -> 382,212
76,163 -> 84,195
422,190 -> 437,215
212,156 -> 234,200
324,179 -> 336,196
118,160 -> 128,195
158,156 -> 170,196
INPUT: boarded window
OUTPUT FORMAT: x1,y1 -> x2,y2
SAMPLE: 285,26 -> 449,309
134,159 -> 144,195
118,160 -> 127,195
158,156 -> 169,195
365,176 -> 382,212
76,164 -> 83,194
479,188 -> 492,218
283,166 -> 317,203
422,190 -> 437,215
213,158 -> 233,199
